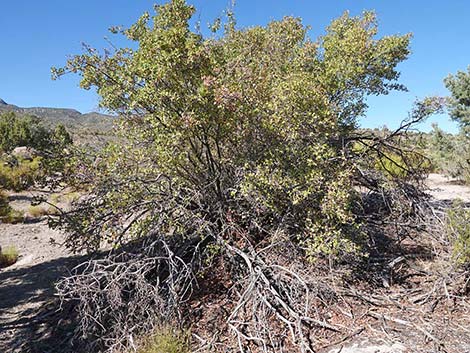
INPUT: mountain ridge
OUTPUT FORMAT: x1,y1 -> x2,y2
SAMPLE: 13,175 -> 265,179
0,98 -> 115,132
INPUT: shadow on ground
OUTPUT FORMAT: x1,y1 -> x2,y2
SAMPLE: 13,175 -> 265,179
0,255 -> 87,353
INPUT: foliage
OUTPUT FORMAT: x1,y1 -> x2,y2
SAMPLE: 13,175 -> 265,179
0,112 -> 73,191
451,133 -> 470,183
0,157 -> 43,191
374,149 -> 430,179
0,190 -> 10,218
51,1 -> 442,352
53,0 -> 413,257
2,211 -> 24,224
425,123 -> 470,182
0,194 -> 24,223
445,66 -> 470,128
0,112 -> 50,153
426,123 -> 456,173
446,200 -> 470,266
0,245 -> 19,267
440,67 -> 470,183
136,327 -> 191,353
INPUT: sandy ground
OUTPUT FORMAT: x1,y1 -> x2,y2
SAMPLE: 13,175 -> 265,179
0,175 -> 469,352
426,173 -> 470,202
0,192 -> 81,352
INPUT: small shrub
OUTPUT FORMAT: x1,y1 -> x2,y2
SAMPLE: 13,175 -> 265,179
0,157 -> 43,191
374,150 -> 430,179
1,209 -> 24,224
0,191 -> 10,218
63,191 -> 80,203
136,328 -> 191,353
0,245 -> 19,267
28,205 -> 58,218
50,193 -> 61,204
446,200 -> 470,266
0,193 -> 24,223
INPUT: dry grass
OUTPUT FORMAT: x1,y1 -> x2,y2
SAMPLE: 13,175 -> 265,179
27,205 -> 60,218
0,245 -> 19,267
136,327 -> 191,353
1,209 -> 24,224
63,191 -> 80,203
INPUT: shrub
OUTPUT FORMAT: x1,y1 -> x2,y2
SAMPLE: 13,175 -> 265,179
53,1 -> 414,257
440,67 -> 470,183
0,112 -> 50,153
0,245 -> 19,267
0,112 -> 73,154
374,150 -> 431,179
0,112 -> 73,190
0,191 -> 10,218
49,193 -> 61,204
63,191 -> 80,203
0,156 -> 43,191
446,200 -> 470,266
0,192 -> 23,223
27,204 -> 59,218
52,2 -> 442,352
425,123 -> 470,181
136,328 -> 191,353
1,209 -> 24,224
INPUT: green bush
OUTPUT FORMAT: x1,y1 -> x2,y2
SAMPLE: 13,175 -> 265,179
0,112 -> 51,153
50,3 -> 445,352
0,191 -> 10,218
374,150 -> 430,179
0,157 -> 43,191
447,200 -> 470,266
424,123 -> 470,181
1,192 -> 24,223
1,210 -> 24,224
0,112 -> 73,190
52,1 -> 416,257
0,245 -> 19,267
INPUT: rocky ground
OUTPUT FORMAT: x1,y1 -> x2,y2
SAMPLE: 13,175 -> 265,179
0,175 -> 469,353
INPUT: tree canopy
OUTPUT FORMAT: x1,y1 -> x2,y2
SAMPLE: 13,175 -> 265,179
0,111 -> 72,154
445,66 -> 470,129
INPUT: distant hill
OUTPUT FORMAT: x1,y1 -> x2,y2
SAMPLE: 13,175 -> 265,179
0,98 -> 116,133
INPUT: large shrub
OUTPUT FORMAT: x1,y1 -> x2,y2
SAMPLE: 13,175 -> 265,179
52,2 -> 442,352
53,1 -> 413,256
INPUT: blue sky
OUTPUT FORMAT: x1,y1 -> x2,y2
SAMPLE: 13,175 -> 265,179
1,1 -> 468,133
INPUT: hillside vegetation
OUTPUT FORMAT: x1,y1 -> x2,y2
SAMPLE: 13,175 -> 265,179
0,98 -> 114,132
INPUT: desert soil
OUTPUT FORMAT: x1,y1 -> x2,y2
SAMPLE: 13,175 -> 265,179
0,175 -> 469,353
0,191 -> 82,352
427,173 -> 470,202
